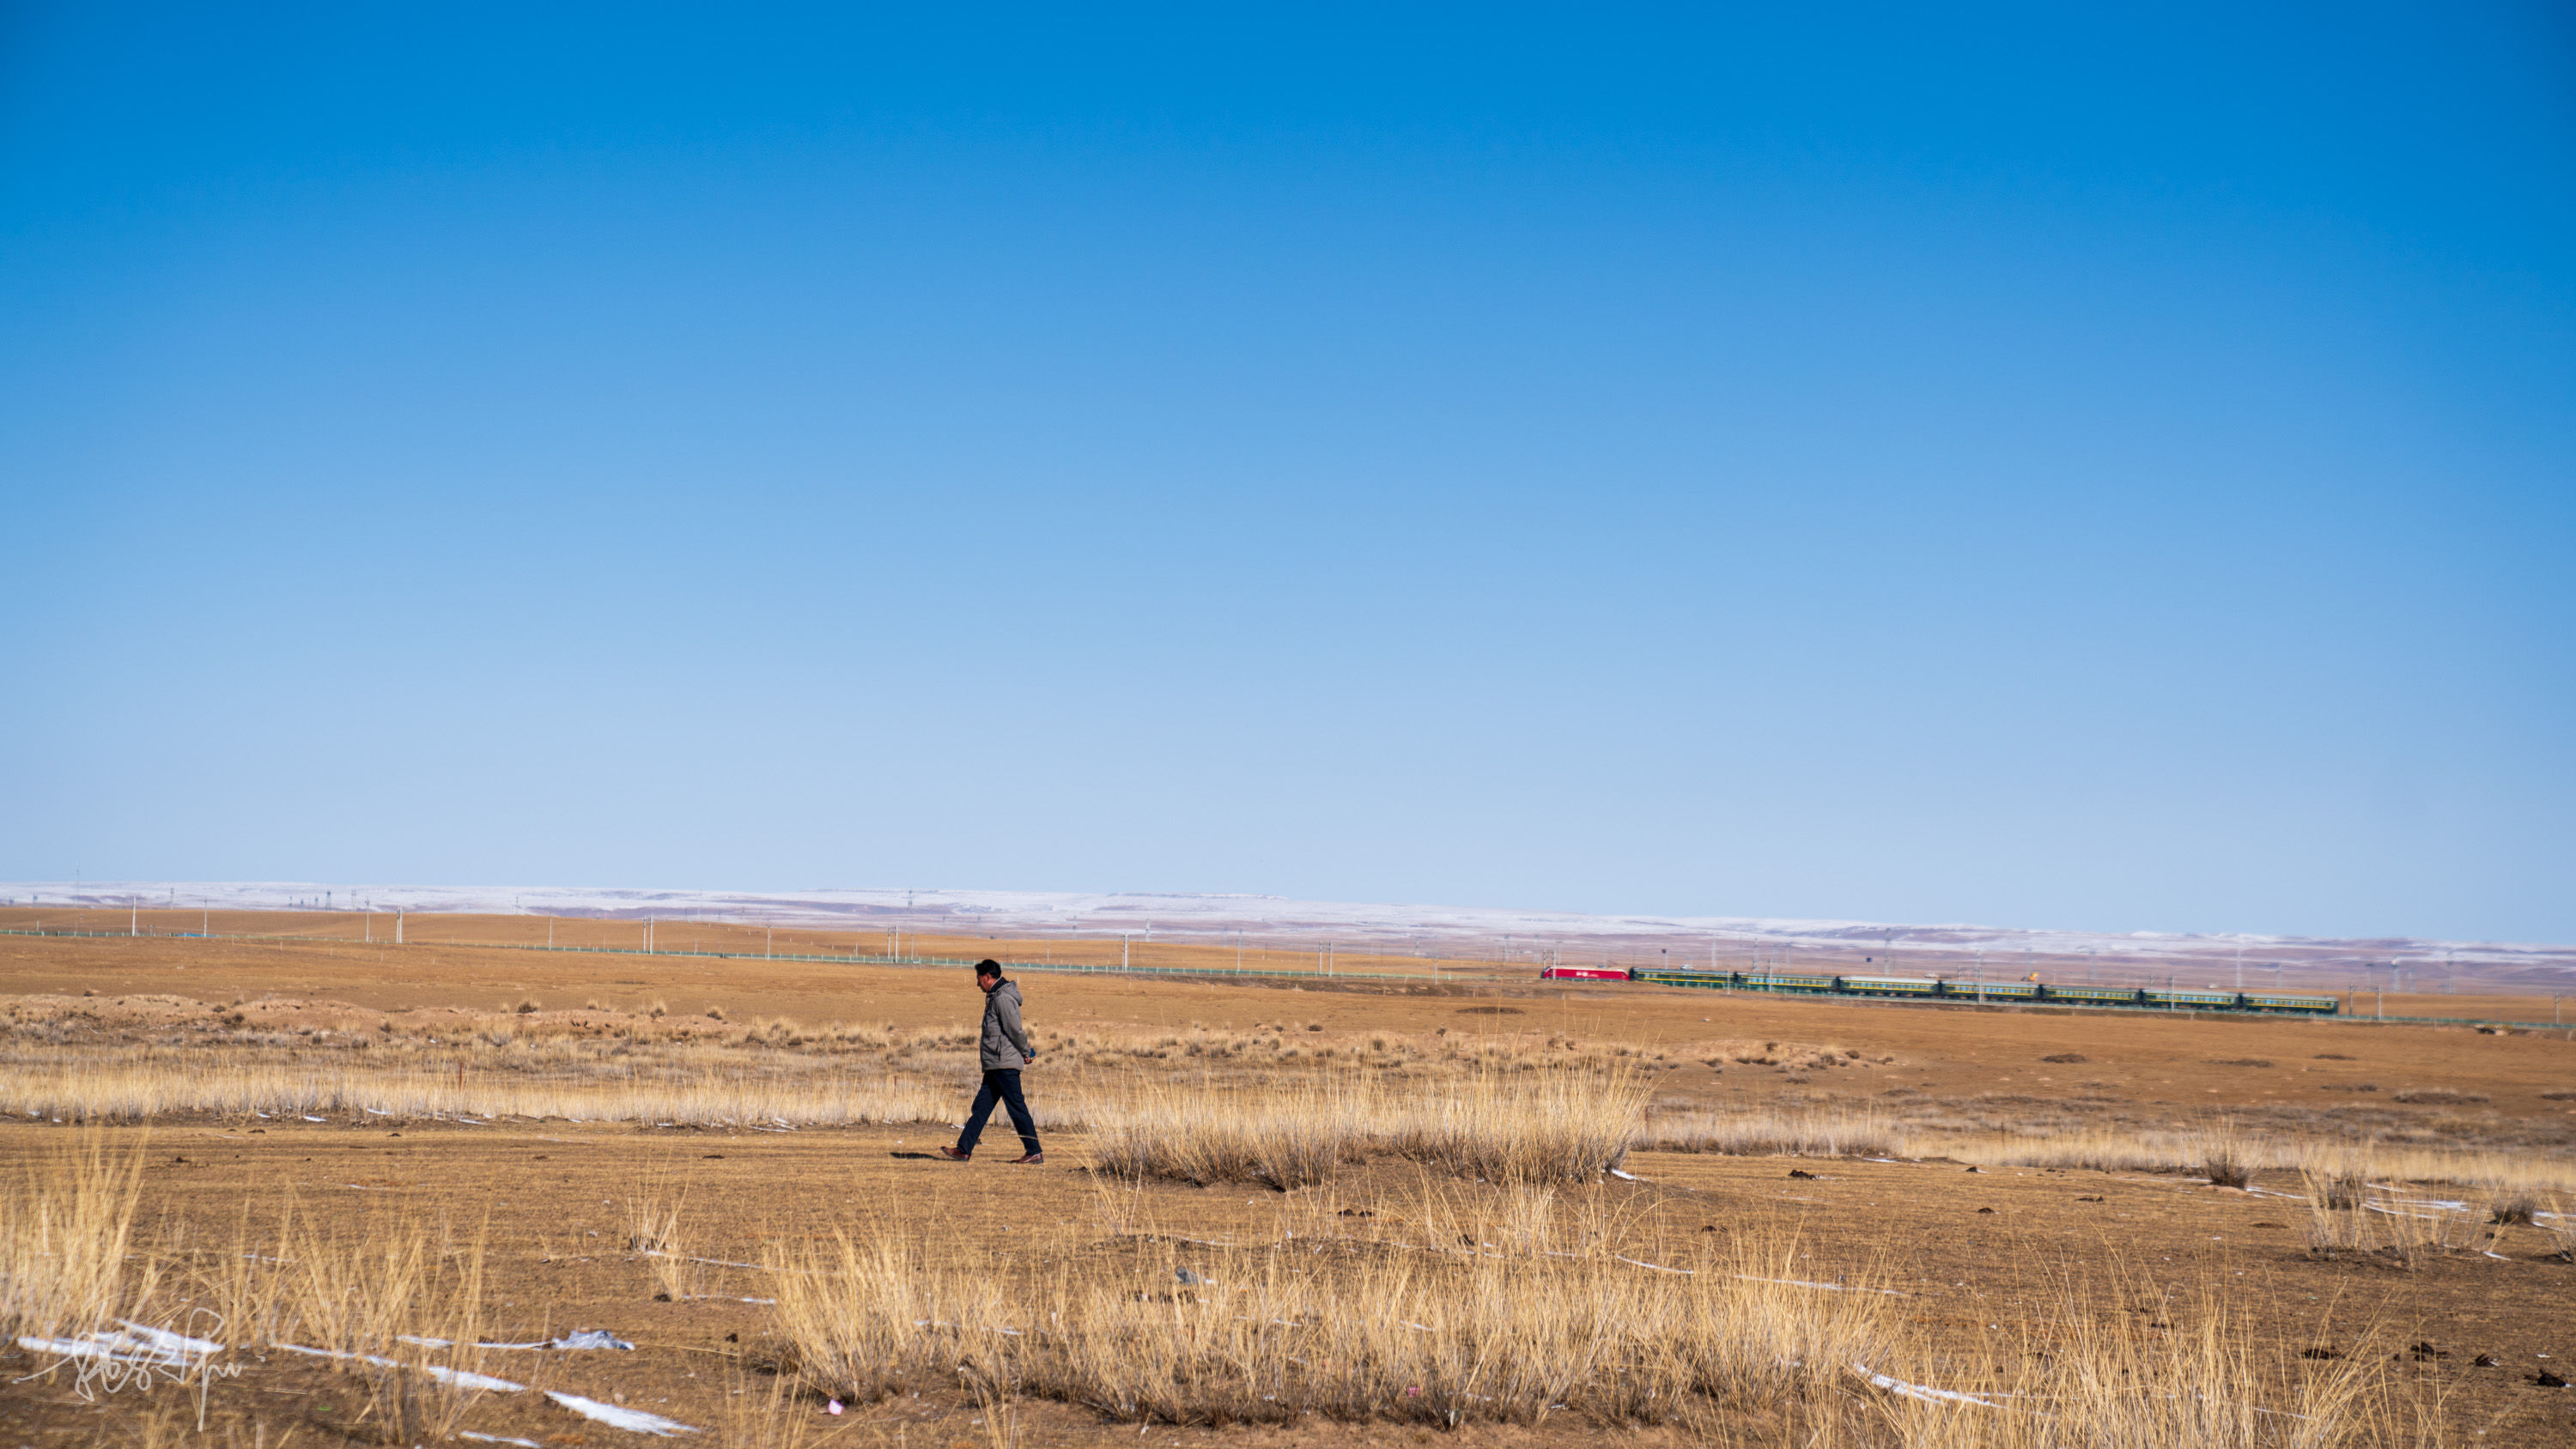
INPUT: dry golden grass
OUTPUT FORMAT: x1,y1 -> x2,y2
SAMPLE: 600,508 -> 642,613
0,1056 -> 956,1127
766,1184 -> 2415,1445
1650,1102 -> 1908,1158
2539,1198 -> 2575,1260
625,1167 -> 714,1301
3,1143 -> 500,1442
1084,1064 -> 1646,1188
1866,1277 -> 2415,1449
0,1131 -> 153,1342
269,1203 -> 495,1443
769,1211 -> 1893,1429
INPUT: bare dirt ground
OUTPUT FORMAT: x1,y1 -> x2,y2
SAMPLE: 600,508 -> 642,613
2,924 -> 2573,1446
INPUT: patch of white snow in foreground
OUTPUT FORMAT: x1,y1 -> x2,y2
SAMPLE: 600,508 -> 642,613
544,1391 -> 698,1436
1856,1364 -> 2005,1409
275,1343 -> 700,1434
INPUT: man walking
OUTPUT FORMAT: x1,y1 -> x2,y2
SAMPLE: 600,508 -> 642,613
940,959 -> 1042,1163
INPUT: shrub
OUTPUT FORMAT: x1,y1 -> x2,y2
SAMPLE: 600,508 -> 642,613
2196,1120 -> 2254,1189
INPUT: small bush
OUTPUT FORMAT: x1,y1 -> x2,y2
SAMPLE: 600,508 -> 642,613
706,1006 -> 727,1022
2541,1198 -> 2575,1261
2392,1088 -> 2488,1105
2301,1160 -> 2366,1211
2204,1058 -> 2272,1069
513,999 -> 540,1016
2195,1121 -> 2253,1189
2040,1052 -> 2088,1064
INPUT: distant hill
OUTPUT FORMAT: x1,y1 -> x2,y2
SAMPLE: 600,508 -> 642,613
13,880 -> 2569,995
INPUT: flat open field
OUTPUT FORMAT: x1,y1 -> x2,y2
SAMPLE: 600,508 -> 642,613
3,921 -> 2573,1446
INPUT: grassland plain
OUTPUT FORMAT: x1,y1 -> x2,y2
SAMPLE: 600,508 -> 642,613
0,924 -> 2572,1446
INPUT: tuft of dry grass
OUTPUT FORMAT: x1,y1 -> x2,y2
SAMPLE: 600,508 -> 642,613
2299,1146 -> 2369,1212
2196,1119 -> 2255,1189
719,1365 -> 818,1449
626,1171 -> 702,1300
1085,1065 -> 1644,1189
2539,1198 -> 2574,1261
1874,1277 -> 2412,1449
1650,1103 -> 1906,1160
273,1204 -> 494,1443
0,1131 -> 154,1342
2486,1187 -> 2539,1226
2300,1174 -> 2488,1266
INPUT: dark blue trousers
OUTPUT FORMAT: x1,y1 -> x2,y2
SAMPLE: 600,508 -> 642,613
957,1068 -> 1041,1155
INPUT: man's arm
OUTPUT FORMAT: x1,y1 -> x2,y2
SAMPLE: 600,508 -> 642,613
995,989 -> 1036,1059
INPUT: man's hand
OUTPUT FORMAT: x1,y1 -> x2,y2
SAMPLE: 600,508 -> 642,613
1024,1051 -> 1036,1064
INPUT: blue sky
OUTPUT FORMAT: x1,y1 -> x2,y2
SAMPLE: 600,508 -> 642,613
3,3 -> 2571,942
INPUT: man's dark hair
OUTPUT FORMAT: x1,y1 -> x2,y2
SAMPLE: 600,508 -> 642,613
975,958 -> 1003,979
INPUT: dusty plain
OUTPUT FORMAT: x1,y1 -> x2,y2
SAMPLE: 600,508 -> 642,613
2,915 -> 2573,1446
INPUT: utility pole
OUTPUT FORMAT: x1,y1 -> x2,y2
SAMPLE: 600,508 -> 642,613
130,902 -> 137,937
395,910 -> 404,944
1121,933 -> 1130,972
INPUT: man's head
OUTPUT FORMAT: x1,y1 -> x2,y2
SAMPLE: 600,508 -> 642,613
975,959 -> 1003,991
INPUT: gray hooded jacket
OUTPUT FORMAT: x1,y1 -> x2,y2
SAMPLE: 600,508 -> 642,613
979,979 -> 1034,1070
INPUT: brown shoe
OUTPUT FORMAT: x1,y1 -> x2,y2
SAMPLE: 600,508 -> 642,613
1010,1151 -> 1044,1165
938,1145 -> 971,1161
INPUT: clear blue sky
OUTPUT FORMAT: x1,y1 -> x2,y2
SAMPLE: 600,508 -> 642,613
3,4 -> 2570,942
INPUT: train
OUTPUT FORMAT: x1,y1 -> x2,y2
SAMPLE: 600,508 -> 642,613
1537,965 -> 2338,1015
